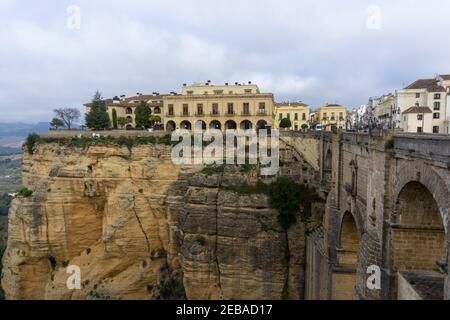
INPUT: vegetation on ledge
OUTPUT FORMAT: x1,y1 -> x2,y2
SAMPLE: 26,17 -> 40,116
17,187 -> 33,198
25,133 -> 178,154
267,176 -> 321,229
201,164 -> 323,230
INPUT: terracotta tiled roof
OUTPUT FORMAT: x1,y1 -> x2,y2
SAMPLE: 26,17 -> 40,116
84,93 -> 166,107
275,102 -> 309,107
124,94 -> 165,103
402,106 -> 432,114
405,79 -> 446,92
322,104 -> 345,108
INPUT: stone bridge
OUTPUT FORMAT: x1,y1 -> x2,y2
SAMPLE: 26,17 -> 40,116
279,131 -> 450,300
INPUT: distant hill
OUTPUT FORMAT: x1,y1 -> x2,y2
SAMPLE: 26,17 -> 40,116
0,122 -> 49,138
0,122 -> 50,148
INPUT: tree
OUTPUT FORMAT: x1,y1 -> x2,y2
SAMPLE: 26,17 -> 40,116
279,118 -> 292,129
50,117 -> 65,130
301,123 -> 309,131
112,108 -> 118,129
85,91 -> 110,130
117,117 -> 128,128
149,115 -> 161,127
134,101 -> 152,129
53,108 -> 80,129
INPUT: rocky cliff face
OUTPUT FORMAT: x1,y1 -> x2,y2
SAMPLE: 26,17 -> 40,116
1,142 -> 319,300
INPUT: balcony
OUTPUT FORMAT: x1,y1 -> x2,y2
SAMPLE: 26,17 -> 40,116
241,111 -> 251,116
210,111 -> 220,116
257,110 -> 266,115
165,112 -> 175,117
226,111 -> 236,116
195,112 -> 205,117
181,112 -> 190,117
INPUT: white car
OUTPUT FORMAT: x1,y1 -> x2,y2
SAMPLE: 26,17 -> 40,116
315,125 -> 325,131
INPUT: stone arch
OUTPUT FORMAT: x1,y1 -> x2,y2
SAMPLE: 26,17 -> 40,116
256,119 -> 268,130
209,120 -> 221,130
393,163 -> 449,233
240,120 -> 253,130
153,106 -> 161,114
332,211 -> 361,300
225,120 -> 237,130
125,107 -> 133,114
194,120 -> 207,131
390,180 -> 448,300
166,120 -> 176,131
180,120 -> 192,130
126,116 -> 133,123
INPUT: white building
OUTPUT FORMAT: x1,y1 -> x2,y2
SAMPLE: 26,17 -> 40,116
396,74 -> 450,133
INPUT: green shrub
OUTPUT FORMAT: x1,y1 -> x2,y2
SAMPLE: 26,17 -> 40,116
267,176 -> 320,229
17,187 -> 33,197
225,179 -> 268,194
116,136 -> 133,152
25,133 -> 41,154
201,165 -> 224,176
279,118 -> 292,129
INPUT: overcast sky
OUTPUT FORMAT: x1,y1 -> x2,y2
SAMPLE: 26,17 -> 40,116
1,0 -> 450,123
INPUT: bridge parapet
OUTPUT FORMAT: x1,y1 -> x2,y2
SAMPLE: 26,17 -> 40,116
393,134 -> 450,164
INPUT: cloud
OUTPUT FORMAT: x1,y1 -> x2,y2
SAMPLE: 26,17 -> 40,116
1,0 -> 450,122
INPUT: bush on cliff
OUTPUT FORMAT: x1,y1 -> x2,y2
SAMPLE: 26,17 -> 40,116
267,176 -> 320,229
17,187 -> 33,197
25,133 -> 41,154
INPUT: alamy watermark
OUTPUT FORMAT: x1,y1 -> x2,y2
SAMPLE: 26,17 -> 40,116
66,5 -> 81,30
171,128 -> 280,176
366,265 -> 381,290
66,265 -> 81,290
366,5 -> 381,30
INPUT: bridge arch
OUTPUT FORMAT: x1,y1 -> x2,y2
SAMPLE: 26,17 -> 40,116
332,211 -> 361,300
393,164 -> 449,233
390,180 -> 448,300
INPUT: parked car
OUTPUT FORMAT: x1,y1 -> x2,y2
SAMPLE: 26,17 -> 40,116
315,124 -> 325,131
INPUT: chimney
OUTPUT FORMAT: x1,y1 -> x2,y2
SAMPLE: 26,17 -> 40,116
225,82 -> 228,86
235,82 -> 238,85
248,81 -> 252,84
183,83 -> 187,87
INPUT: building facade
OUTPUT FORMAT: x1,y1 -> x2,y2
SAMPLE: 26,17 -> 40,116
163,81 -> 274,131
273,102 -> 310,130
370,94 -> 396,129
395,74 -> 450,133
84,93 -> 164,129
401,106 -> 433,133
314,104 -> 347,131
